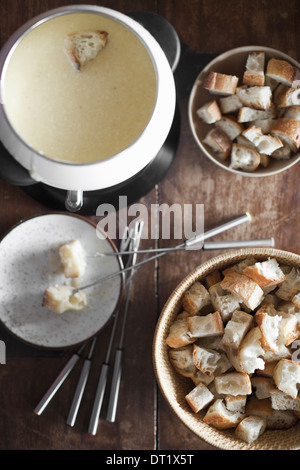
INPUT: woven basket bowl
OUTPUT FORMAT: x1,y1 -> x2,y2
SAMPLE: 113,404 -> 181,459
153,248 -> 300,450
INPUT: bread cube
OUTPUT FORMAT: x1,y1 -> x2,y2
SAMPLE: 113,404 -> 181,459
215,115 -> 244,141
166,317 -> 196,348
181,282 -> 210,315
203,399 -> 244,429
273,359 -> 300,399
209,282 -> 241,322
43,285 -> 87,314
214,372 -> 252,396
243,257 -> 285,288
251,376 -> 272,399
276,268 -> 300,301
196,100 -> 222,124
192,343 -> 221,377
266,57 -> 300,87
187,311 -> 224,338
221,269 -> 263,310
59,240 -> 86,278
235,416 -> 267,443
185,382 -> 214,413
238,327 -> 265,374
246,396 -> 298,429
236,85 -> 272,110
243,51 -> 265,87
221,310 -> 253,349
203,127 -> 232,160
225,394 -> 247,412
255,304 -> 281,352
168,345 -> 197,378
203,71 -> 239,95
270,384 -> 300,411
242,126 -> 283,155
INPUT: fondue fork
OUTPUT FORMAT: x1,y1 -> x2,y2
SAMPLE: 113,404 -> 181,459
87,222 -> 143,436
106,221 -> 143,423
33,342 -> 87,416
89,212 -> 253,257
66,336 -> 97,427
76,213 -> 274,293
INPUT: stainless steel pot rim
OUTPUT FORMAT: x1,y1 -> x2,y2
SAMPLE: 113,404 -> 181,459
0,5 -> 176,191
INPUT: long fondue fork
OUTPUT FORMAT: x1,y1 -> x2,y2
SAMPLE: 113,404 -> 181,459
87,224 -> 140,436
77,212 -> 255,293
33,342 -> 87,416
66,336 -> 97,427
106,221 -> 143,423
89,212 -> 252,258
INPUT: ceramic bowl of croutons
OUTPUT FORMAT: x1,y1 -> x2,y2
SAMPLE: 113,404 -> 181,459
188,46 -> 300,176
153,248 -> 300,450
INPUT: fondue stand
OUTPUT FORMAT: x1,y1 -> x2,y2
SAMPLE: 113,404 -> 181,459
0,11 -> 181,215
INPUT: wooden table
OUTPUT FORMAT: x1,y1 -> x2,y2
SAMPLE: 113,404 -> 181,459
0,0 -> 299,453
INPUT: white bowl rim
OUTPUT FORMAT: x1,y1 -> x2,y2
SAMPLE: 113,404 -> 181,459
188,45 -> 300,178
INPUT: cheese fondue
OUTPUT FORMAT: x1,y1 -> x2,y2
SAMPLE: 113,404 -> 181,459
3,12 -> 157,164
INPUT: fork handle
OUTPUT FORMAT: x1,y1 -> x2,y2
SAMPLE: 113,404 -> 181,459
88,362 -> 109,436
106,348 -> 123,423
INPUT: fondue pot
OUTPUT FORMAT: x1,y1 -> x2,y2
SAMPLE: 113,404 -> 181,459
0,6 -> 178,212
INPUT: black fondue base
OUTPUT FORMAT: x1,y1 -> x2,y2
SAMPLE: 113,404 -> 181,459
21,105 -> 180,215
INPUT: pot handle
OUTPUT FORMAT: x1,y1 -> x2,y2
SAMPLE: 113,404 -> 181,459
0,141 -> 37,186
127,11 -> 181,73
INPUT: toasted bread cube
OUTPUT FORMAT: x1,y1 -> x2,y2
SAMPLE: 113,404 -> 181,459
192,343 -> 221,377
187,311 -> 224,338
205,270 -> 222,288
64,30 -> 108,71
242,126 -> 283,155
166,317 -> 196,348
255,304 -> 281,352
243,257 -> 285,288
181,282 -> 210,315
185,382 -> 214,413
203,71 -> 239,95
221,270 -> 264,310
203,399 -> 244,429
215,115 -> 244,141
235,416 -> 267,443
209,282 -> 241,322
266,57 -> 300,87
245,396 -> 298,429
43,285 -> 87,314
203,127 -> 232,160
238,327 -> 265,374
251,376 -> 272,399
269,384 -> 300,411
236,85 -> 272,110
168,345 -> 197,378
243,51 -> 265,87
59,240 -> 86,278
196,100 -> 222,124
214,372 -> 252,396
278,312 -> 300,346
276,268 -> 300,301
225,394 -> 247,412
273,359 -> 300,399
221,310 -> 253,349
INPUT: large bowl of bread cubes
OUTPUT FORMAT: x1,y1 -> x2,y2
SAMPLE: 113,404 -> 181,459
189,46 -> 300,176
153,248 -> 300,450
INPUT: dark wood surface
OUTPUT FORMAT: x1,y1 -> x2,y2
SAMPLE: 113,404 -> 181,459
0,0 -> 300,452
